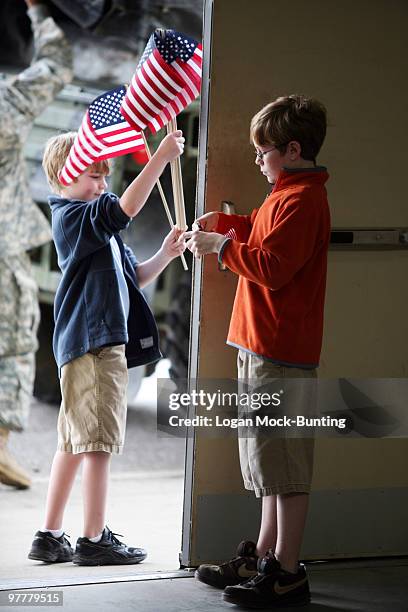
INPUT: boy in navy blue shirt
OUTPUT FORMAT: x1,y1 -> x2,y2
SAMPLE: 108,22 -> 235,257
28,129 -> 185,565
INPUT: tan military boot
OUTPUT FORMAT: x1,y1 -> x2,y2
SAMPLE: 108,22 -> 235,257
0,427 -> 31,489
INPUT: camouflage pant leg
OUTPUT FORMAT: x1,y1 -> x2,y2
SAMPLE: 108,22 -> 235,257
0,253 -> 40,431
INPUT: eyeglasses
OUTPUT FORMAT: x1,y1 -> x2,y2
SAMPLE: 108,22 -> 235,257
255,143 -> 288,161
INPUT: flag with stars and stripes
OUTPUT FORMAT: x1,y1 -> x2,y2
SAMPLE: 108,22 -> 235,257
120,29 -> 202,134
59,86 -> 145,186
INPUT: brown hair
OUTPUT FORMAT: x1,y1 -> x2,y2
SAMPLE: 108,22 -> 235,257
42,131 -> 110,193
250,95 -> 327,162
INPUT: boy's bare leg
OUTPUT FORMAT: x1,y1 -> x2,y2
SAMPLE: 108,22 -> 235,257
43,450 -> 84,530
275,492 -> 310,573
82,450 -> 111,538
256,495 -> 277,557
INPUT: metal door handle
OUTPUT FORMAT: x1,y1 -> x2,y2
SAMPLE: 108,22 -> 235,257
330,229 -> 408,249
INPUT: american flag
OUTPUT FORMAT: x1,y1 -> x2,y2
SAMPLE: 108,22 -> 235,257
120,29 -> 202,134
59,86 -> 145,186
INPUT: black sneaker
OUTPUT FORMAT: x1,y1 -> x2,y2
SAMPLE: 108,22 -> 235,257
222,550 -> 311,608
195,540 -> 258,589
28,531 -> 73,563
72,526 -> 147,566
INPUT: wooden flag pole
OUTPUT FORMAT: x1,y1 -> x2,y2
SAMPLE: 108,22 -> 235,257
141,132 -> 173,227
167,117 -> 188,231
141,131 -> 188,271
175,153 -> 187,229
173,118 -> 187,231
167,120 -> 180,226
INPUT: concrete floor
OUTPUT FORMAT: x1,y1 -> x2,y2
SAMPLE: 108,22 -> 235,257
2,369 -> 408,610
1,365 -> 186,588
1,559 -> 408,611
0,473 -> 184,587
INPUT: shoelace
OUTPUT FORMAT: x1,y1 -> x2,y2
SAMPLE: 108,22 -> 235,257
105,527 -> 124,546
245,573 -> 266,587
220,555 -> 244,569
244,551 -> 280,585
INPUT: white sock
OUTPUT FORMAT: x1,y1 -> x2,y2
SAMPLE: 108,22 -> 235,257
88,531 -> 103,543
41,528 -> 64,539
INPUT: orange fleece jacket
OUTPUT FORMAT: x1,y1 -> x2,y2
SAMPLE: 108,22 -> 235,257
217,167 -> 331,367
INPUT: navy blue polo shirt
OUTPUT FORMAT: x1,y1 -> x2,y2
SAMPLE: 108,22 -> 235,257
49,192 -> 162,373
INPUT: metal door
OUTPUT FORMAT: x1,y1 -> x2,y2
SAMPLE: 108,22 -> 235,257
181,0 -> 408,565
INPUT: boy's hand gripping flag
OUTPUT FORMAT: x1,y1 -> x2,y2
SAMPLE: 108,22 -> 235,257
59,86 -> 145,186
120,29 -> 202,134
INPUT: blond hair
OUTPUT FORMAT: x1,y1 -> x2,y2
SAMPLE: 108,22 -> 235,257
250,95 -> 327,163
42,132 -> 110,193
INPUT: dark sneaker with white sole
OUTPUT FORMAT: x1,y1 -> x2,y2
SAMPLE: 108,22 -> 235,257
28,531 -> 73,563
223,550 -> 311,608
72,526 -> 147,566
195,540 -> 258,589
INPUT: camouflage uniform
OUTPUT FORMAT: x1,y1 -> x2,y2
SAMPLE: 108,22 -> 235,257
0,5 -> 72,431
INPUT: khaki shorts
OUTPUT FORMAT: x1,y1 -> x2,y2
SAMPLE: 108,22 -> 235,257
237,350 -> 317,497
58,345 -> 128,454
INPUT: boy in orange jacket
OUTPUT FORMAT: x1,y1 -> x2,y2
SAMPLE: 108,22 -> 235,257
185,95 -> 330,608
